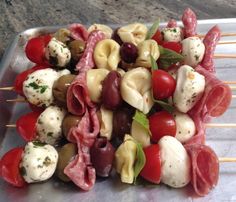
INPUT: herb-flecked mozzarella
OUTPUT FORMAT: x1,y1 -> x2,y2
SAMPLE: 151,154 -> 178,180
23,68 -> 70,107
173,65 -> 205,113
181,37 -> 205,66
162,27 -> 183,42
158,136 -> 191,188
20,142 -> 58,183
45,37 -> 71,67
173,111 -> 196,143
36,106 -> 67,145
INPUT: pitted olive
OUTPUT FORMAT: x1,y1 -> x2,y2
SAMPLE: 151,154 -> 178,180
62,114 -> 82,138
68,40 -> 85,61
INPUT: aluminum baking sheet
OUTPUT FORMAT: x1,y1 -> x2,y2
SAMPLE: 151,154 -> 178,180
1,19 -> 236,202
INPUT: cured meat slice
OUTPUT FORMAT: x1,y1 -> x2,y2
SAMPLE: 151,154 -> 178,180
182,8 -> 197,37
189,66 -> 232,121
69,23 -> 89,41
67,73 -> 94,116
76,30 -> 106,73
200,25 -> 221,73
166,19 -> 177,28
185,144 -> 219,196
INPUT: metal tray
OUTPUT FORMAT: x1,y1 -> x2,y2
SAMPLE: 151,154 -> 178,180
1,19 -> 236,202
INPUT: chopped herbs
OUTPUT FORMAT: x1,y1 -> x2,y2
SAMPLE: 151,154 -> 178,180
32,141 -> 46,147
27,82 -> 48,94
43,156 -> 52,167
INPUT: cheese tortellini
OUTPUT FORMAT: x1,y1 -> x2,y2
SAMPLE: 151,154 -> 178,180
115,135 -> 137,184
97,105 -> 113,140
94,39 -> 121,70
131,120 -> 150,147
135,39 -> 160,68
86,69 -> 109,103
117,23 -> 148,46
121,67 -> 154,114
88,24 -> 113,38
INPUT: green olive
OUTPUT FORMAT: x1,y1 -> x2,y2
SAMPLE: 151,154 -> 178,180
53,74 -> 76,108
68,40 -> 85,61
56,143 -> 77,182
62,114 -> 82,138
54,28 -> 71,43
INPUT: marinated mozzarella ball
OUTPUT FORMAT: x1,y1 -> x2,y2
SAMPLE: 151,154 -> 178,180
161,27 -> 183,42
131,120 -> 150,147
20,142 -> 58,183
173,111 -> 196,143
181,37 -> 205,66
121,67 -> 154,114
45,37 -> 71,67
173,65 -> 205,113
36,106 -> 67,145
117,23 -> 148,46
88,24 -> 113,38
158,136 -> 191,188
23,68 -> 70,107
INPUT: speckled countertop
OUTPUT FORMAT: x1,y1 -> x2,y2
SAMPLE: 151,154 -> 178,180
1,0 -> 236,59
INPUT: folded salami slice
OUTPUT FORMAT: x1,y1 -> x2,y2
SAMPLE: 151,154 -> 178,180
185,144 -> 219,196
69,23 -> 89,41
200,25 -> 221,73
76,30 -> 106,73
182,8 -> 197,37
189,66 -> 232,121
166,19 -> 177,28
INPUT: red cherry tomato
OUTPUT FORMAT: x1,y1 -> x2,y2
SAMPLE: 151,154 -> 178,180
140,144 -> 161,184
149,111 -> 176,143
0,147 -> 26,187
25,35 -> 51,65
16,111 -> 42,141
152,30 -> 163,45
161,41 -> 182,53
152,69 -> 176,100
14,65 -> 47,96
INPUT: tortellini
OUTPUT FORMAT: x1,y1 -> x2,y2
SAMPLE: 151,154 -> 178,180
121,67 -> 154,114
97,105 -> 113,140
88,24 -> 113,38
94,39 -> 121,70
86,69 -> 109,103
131,120 -> 150,147
135,39 -> 160,68
117,23 -> 148,46
115,135 -> 137,184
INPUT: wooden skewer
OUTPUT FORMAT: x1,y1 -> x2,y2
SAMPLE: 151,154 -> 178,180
205,123 -> 236,128
214,54 -> 236,59
219,157 -> 236,163
218,41 -> 236,45
0,86 -> 14,91
6,124 -> 16,128
6,98 -> 26,102
198,33 -> 236,38
224,81 -> 236,84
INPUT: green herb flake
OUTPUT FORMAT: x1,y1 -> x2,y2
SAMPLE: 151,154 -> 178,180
146,19 -> 160,40
133,110 -> 151,136
150,55 -> 158,71
153,98 -> 175,113
40,85 -> 48,93
20,166 -> 27,176
43,156 -> 51,167
47,132 -> 53,137
32,141 -> 46,147
27,82 -> 48,94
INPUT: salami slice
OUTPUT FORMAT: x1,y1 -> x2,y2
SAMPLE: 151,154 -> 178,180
67,73 -> 94,116
182,8 -> 197,37
189,66 -> 232,121
167,19 -> 177,28
200,25 -> 221,73
69,23 -> 89,42
76,30 -> 106,73
185,144 -> 219,196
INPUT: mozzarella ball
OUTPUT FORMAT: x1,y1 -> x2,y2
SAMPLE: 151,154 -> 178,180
118,23 -> 148,46
161,27 -> 183,42
88,24 -> 113,38
36,106 -> 67,145
181,37 -> 205,67
121,67 -> 154,114
173,111 -> 196,143
158,136 -> 191,188
173,65 -> 205,113
131,120 -> 150,147
20,142 -> 58,183
23,68 -> 70,107
45,37 -> 71,67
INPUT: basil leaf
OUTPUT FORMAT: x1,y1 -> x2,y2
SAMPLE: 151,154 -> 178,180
146,19 -> 160,39
158,45 -> 184,69
154,99 -> 174,113
133,142 -> 146,184
133,110 -> 151,135
150,55 -> 158,71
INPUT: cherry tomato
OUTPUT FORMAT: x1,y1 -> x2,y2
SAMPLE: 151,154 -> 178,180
14,65 -> 47,96
152,69 -> 176,100
161,41 -> 182,53
152,30 -> 163,45
0,147 -> 26,187
25,35 -> 51,65
140,144 -> 161,184
149,111 -> 176,143
16,111 -> 42,141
